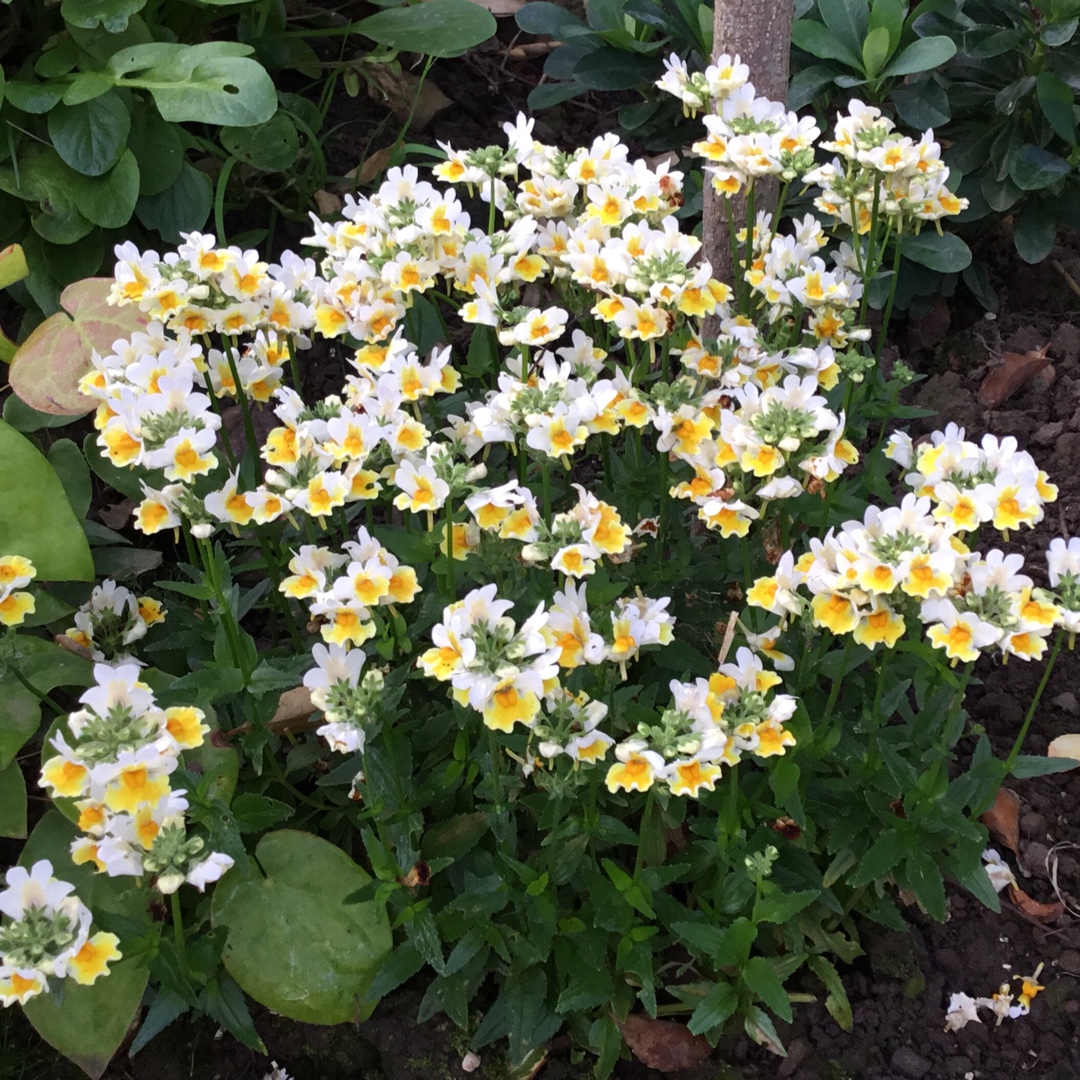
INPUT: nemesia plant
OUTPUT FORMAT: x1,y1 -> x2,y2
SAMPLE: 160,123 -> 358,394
2,51 -> 1071,1076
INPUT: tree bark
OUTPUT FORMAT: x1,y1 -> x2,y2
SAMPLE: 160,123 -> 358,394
703,0 -> 795,312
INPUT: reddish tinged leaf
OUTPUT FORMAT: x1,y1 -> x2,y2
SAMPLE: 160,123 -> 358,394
616,1015 -> 712,1072
1007,882 -> 1065,923
978,346 -> 1051,408
980,786 -> 1020,857
9,278 -> 148,415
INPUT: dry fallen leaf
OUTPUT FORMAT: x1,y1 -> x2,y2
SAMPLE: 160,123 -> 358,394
977,346 -> 1051,408
980,786 -> 1021,857
616,1015 -> 712,1072
348,145 -> 397,187
54,634 -> 94,660
313,190 -> 343,216
365,67 -> 452,129
269,687 -> 317,733
98,499 -> 136,530
1007,882 -> 1066,923
1047,734 -> 1080,767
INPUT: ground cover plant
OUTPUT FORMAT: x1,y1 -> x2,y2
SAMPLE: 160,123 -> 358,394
2,48 -> 1080,1079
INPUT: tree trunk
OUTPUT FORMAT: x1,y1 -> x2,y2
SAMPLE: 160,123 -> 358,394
703,0 -> 795,312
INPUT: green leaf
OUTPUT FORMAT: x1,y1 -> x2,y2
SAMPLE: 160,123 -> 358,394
742,957 -> 792,1023
211,830 -> 392,1024
0,760 -> 27,838
9,276 -> 148,415
220,111 -> 299,171
1013,200 -> 1057,264
818,0 -> 868,55
47,92 -> 131,177
127,104 -> 184,196
1010,752 -> 1079,777
108,43 -> 276,126
881,36 -> 956,77
1009,144 -> 1072,190
1037,71 -> 1076,144
754,888 -> 819,925
135,162 -> 213,244
572,48 -> 663,91
0,242 -> 29,290
25,957 -> 149,1080
868,0 -> 904,52
891,78 -> 950,128
61,0 -> 148,32
0,146 -> 95,246
356,0 -> 498,58
515,1 -> 591,39
0,420 -> 93,580
791,20 -> 862,68
902,231 -> 972,272
230,792 -> 294,832
3,81 -> 66,114
74,149 -> 140,229
847,831 -> 903,887
788,64 -> 841,110
687,980 -> 738,1035
862,26 -> 892,77
1043,15 -> 1079,47
807,956 -> 852,1031
47,438 -> 92,520
904,850 -> 946,921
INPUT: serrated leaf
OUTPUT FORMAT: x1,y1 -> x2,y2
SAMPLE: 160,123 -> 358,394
742,957 -> 792,1023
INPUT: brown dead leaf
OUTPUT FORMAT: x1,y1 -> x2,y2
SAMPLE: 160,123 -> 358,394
977,346 -> 1051,408
348,145 -> 397,187
980,786 -> 1020,857
616,1015 -> 711,1073
1048,733 -> 1080,767
365,67 -> 452,129
54,634 -> 94,660
1007,882 -> 1066,923
268,687 -> 317,734
313,190 -> 343,216
98,499 -> 136,530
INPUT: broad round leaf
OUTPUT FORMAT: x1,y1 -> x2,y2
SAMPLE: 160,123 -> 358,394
515,0 -> 590,38
788,64 -> 840,110
61,0 -> 148,33
47,92 -> 131,177
902,231 -> 971,273
891,79 -> 950,129
0,420 -> 94,580
20,812 -> 151,1080
74,149 -> 140,228
128,104 -> 184,196
356,0 -> 498,58
108,43 -> 277,126
9,277 -> 149,414
211,830 -> 392,1024
0,147 -> 96,246
135,161 -> 213,243
1013,199 -> 1057,264
881,36 -> 956,78
790,20 -> 861,69
3,80 -> 66,114
221,110 -> 300,171
1009,144 -> 1072,190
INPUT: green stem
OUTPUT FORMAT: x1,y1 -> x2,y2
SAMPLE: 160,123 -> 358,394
874,237 -> 904,365
224,345 -> 261,482
170,889 -> 187,967
634,788 -> 656,877
10,666 -> 65,716
445,496 -> 456,599
541,458 -> 552,530
197,538 -> 248,680
1005,631 -> 1064,774
821,636 -> 853,732
488,730 -> 504,816
742,185 -> 756,316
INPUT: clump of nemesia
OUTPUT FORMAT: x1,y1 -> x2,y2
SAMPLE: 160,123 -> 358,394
0,861 -> 120,1006
887,425 -> 1058,539
65,579 -> 166,662
38,663 -> 232,894
303,643 -> 386,753
1047,537 -> 1080,642
0,555 -> 36,628
606,648 -> 797,798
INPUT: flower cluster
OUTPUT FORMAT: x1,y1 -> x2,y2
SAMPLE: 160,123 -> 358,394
0,555 -> 36,628
1047,537 -> 1080,638
747,438 -> 1067,664
281,527 -> 421,650
64,579 -> 166,663
0,861 -> 120,1006
302,644 -> 386,754
38,664 -> 233,893
606,648 -> 797,797
887,425 -> 1057,538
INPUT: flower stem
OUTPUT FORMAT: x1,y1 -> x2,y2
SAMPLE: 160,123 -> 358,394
170,889 -> 187,967
1006,630 -> 1064,774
